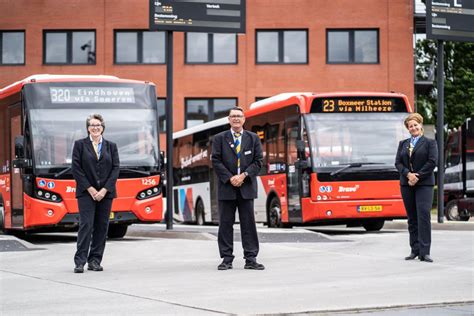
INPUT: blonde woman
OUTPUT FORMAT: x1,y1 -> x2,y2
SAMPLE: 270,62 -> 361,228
395,113 -> 438,263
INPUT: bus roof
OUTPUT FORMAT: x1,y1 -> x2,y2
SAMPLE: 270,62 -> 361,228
0,74 -> 156,99
249,91 -> 412,114
173,117 -> 229,139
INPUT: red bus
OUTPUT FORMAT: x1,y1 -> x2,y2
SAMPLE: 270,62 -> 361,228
0,75 -> 164,237
172,92 -> 412,231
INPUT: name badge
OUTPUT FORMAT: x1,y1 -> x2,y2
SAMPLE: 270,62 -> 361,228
244,150 -> 252,155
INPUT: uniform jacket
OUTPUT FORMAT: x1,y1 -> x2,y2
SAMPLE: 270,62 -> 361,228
211,130 -> 263,200
72,137 -> 120,198
395,136 -> 438,186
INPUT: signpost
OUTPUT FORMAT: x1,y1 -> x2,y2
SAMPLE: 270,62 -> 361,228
426,0 -> 474,223
150,0 -> 246,229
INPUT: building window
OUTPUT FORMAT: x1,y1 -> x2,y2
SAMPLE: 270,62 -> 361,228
327,29 -> 379,64
115,31 -> 166,64
256,30 -> 308,64
0,31 -> 25,65
157,98 -> 166,133
44,30 -> 96,64
185,98 -> 237,128
186,33 -> 237,64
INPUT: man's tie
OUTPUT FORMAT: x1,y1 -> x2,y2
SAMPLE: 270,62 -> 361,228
234,132 -> 241,173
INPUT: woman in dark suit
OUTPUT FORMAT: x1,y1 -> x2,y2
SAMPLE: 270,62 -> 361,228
395,113 -> 438,263
72,114 -> 120,273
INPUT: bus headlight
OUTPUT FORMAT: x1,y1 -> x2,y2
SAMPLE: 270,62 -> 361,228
137,186 -> 161,200
35,189 -> 62,203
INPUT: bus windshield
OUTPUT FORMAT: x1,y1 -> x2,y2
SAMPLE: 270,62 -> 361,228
22,82 -> 160,175
304,113 -> 409,169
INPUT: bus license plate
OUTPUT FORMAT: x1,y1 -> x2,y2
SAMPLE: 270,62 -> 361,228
109,212 -> 114,220
357,205 -> 382,212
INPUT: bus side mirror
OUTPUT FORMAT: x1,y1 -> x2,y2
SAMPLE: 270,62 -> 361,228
15,135 -> 25,158
12,135 -> 32,169
159,151 -> 165,171
296,140 -> 305,158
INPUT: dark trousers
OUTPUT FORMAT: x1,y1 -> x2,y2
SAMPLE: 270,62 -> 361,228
74,195 -> 113,266
400,185 -> 433,256
218,190 -> 259,263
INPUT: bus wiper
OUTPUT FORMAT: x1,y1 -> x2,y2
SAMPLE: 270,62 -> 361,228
120,167 -> 150,176
330,162 -> 383,176
54,167 -> 71,178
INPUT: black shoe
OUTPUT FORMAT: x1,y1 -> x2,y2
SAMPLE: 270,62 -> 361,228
74,264 -> 84,273
244,261 -> 265,270
217,261 -> 233,270
87,261 -> 104,271
405,253 -> 419,260
419,255 -> 433,263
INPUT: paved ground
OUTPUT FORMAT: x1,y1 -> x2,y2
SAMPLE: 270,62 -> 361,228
0,222 -> 473,315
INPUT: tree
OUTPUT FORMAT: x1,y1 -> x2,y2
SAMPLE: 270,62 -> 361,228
415,40 -> 474,128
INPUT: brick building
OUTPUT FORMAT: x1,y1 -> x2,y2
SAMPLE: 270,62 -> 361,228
0,0 -> 414,145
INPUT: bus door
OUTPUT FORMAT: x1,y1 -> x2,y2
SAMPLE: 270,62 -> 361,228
9,104 -> 23,227
209,133 -> 219,222
286,118 -> 302,222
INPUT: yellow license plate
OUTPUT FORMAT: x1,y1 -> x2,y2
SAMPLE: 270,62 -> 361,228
357,205 -> 382,212
109,212 -> 114,220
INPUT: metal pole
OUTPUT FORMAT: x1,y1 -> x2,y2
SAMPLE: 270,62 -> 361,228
166,31 -> 174,230
436,39 -> 444,224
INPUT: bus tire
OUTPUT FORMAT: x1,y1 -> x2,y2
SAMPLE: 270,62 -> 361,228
444,200 -> 469,221
267,197 -> 282,228
362,219 -> 385,232
0,202 -> 5,232
195,199 -> 205,226
107,224 -> 128,239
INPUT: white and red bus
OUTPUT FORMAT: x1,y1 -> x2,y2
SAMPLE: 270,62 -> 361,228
0,75 -> 164,237
172,92 -> 412,231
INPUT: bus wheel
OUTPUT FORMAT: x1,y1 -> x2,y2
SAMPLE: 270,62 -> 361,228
0,203 -> 4,232
108,224 -> 128,239
267,197 -> 281,228
196,199 -> 205,226
362,219 -> 385,232
445,200 -> 462,221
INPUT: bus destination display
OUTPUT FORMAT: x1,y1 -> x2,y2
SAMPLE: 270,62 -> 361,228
49,87 -> 135,104
149,0 -> 246,33
311,97 -> 407,113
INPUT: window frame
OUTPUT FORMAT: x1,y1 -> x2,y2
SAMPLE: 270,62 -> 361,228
114,30 -> 167,65
255,29 -> 309,65
184,97 -> 238,128
185,32 -> 238,65
43,30 -> 96,65
326,28 -> 380,64
0,30 -> 25,66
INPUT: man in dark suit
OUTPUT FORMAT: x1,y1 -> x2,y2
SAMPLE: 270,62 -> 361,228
211,107 -> 264,270
72,114 -> 120,273
395,113 -> 438,263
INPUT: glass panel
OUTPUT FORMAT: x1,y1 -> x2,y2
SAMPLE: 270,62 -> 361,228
143,31 -> 165,63
186,32 -> 208,63
283,31 -> 306,63
213,99 -> 236,119
30,108 -> 159,172
186,99 -> 209,127
45,32 -> 67,63
327,31 -> 349,63
2,32 -> 24,64
354,30 -> 378,63
116,32 -> 138,63
257,31 -> 278,62
305,113 -> 409,168
72,32 -> 95,64
213,33 -> 236,63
